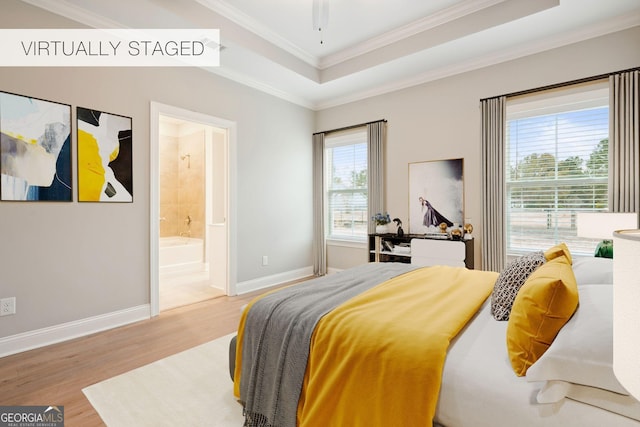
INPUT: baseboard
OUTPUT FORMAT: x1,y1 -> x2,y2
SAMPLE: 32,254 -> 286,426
235,266 -> 314,294
0,304 -> 150,358
159,262 -> 206,277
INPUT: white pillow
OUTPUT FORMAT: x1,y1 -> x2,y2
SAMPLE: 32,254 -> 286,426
526,285 -> 628,395
566,382 -> 640,421
536,380 -> 571,403
571,256 -> 613,286
538,381 -> 640,422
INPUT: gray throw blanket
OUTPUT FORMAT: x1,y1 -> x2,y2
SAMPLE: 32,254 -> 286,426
239,262 -> 418,427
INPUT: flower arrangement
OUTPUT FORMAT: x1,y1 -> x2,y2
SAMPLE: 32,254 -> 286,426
372,212 -> 391,225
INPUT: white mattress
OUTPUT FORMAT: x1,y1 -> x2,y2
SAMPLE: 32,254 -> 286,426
435,300 -> 640,427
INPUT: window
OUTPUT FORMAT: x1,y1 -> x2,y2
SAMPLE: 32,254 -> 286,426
325,128 -> 368,240
505,83 -> 609,256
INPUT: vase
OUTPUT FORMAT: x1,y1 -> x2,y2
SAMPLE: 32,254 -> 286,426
376,224 -> 390,234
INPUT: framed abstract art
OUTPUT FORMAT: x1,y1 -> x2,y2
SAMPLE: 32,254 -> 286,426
77,107 -> 133,202
0,91 -> 72,201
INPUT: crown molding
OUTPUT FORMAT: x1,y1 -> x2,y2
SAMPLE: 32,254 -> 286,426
209,66 -> 315,110
192,0 -> 507,71
19,0 -> 127,29
18,0 -> 314,108
17,0 -> 640,112
313,13 -> 640,110
193,0 -> 319,67
21,0 -> 319,67
318,0 -> 506,70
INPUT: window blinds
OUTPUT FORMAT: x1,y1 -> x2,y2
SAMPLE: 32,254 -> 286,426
506,84 -> 609,255
325,129 -> 368,240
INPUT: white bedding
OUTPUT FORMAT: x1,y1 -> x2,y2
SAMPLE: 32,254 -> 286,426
435,257 -> 640,427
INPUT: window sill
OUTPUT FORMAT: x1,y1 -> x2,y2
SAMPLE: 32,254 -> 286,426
326,238 -> 367,249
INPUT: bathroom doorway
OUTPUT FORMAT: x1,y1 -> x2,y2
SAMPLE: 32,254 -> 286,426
150,102 -> 237,316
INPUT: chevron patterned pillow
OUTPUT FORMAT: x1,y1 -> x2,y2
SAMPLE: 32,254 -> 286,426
491,251 -> 546,321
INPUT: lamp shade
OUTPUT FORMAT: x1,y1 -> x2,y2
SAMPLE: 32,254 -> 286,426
576,212 -> 638,239
613,229 -> 640,400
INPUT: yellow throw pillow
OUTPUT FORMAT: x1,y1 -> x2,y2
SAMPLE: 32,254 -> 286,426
544,242 -> 572,264
506,255 -> 579,376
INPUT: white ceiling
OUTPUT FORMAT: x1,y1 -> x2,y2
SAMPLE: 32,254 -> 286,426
22,0 -> 640,110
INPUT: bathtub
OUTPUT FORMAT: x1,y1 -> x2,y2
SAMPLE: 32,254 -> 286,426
159,236 -> 205,276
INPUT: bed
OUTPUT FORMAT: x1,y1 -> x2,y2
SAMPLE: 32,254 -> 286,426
230,244 -> 640,427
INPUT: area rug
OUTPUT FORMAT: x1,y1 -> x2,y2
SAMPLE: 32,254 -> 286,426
83,333 -> 245,426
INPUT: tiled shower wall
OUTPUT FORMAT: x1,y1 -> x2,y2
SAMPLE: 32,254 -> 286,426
159,130 -> 205,239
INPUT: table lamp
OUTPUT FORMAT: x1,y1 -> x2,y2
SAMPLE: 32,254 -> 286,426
613,229 -> 640,400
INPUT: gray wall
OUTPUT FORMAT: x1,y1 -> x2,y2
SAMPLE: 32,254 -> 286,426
320,26 -> 640,271
0,0 -> 314,338
1,0 -> 638,343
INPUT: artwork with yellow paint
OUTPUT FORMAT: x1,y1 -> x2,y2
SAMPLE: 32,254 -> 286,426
0,91 -> 72,201
77,107 -> 132,202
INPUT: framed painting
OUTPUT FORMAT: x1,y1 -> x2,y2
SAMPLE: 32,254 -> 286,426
0,91 -> 72,201
77,107 -> 133,202
408,158 -> 464,234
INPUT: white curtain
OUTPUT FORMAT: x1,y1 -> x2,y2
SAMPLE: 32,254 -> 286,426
480,96 -> 506,272
367,121 -> 386,234
312,132 -> 326,276
609,70 -> 640,214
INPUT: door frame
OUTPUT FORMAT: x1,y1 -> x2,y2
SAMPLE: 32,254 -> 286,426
149,101 -> 237,317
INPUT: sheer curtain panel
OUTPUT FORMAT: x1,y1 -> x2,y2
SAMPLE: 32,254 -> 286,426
481,96 -> 506,272
312,132 -> 326,276
609,70 -> 640,213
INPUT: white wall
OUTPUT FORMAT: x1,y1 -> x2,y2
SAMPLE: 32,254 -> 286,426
0,0 -> 314,343
318,26 -> 640,271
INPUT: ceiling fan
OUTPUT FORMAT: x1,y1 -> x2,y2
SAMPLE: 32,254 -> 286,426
312,0 -> 329,44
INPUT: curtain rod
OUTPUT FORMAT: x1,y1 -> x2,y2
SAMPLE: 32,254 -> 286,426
480,66 -> 640,102
313,119 -> 386,136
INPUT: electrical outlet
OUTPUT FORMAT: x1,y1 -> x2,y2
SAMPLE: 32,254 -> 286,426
0,297 -> 16,316
262,255 -> 268,266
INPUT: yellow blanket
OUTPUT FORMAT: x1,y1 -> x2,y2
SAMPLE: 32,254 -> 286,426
296,266 -> 498,426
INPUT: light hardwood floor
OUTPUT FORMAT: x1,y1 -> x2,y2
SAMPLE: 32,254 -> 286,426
0,287 -> 279,426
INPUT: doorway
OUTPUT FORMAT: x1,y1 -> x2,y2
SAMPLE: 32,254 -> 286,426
150,102 -> 237,317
